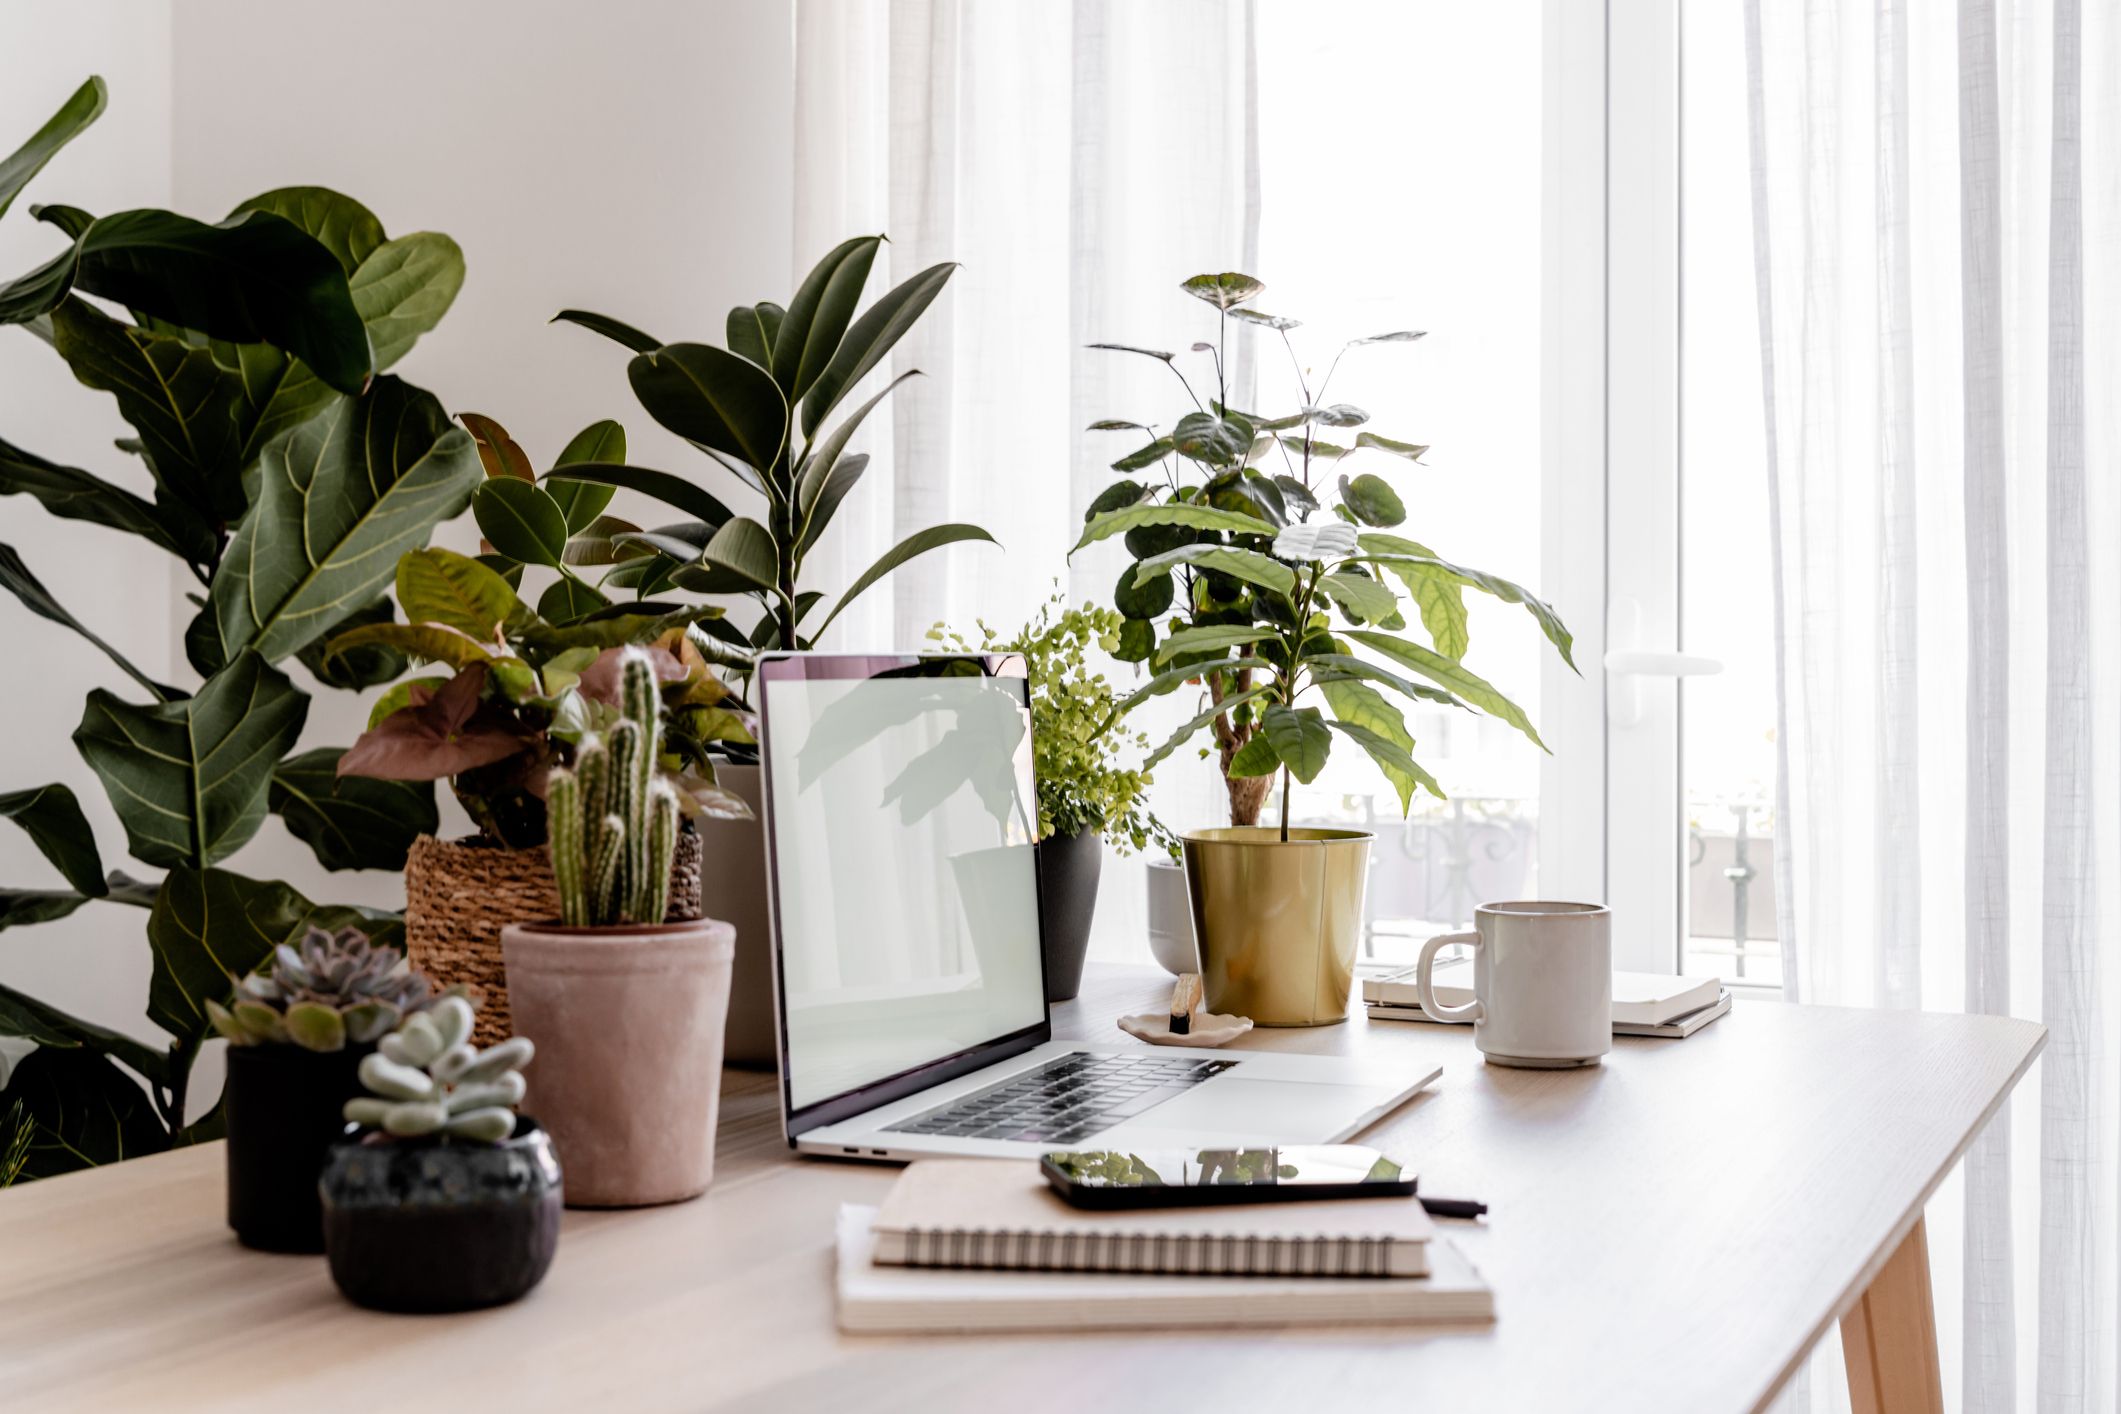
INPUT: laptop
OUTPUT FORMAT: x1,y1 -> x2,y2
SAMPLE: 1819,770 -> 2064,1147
754,651 -> 1441,1161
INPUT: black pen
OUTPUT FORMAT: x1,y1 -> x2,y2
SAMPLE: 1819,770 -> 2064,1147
1418,1195 -> 1488,1220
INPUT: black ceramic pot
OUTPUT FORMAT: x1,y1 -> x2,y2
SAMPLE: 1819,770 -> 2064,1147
224,1042 -> 373,1254
1035,827 -> 1104,1003
320,1117 -> 562,1313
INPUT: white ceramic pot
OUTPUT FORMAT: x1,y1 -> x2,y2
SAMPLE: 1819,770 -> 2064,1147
1144,856 -> 1197,976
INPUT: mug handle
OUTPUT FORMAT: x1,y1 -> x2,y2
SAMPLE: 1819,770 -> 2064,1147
1415,930 -> 1483,1024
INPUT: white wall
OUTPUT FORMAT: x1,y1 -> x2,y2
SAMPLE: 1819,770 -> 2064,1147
0,0 -> 794,1116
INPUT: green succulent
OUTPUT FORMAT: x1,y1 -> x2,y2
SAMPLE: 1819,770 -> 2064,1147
342,996 -> 529,1144
207,926 -> 452,1052
547,647 -> 681,927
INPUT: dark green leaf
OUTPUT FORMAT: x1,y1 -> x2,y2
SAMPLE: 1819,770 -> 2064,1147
773,235 -> 881,398
1270,474 -> 1322,519
1353,431 -> 1429,461
74,653 -> 309,869
145,867 -> 351,1044
814,523 -> 998,640
629,341 -> 789,472
269,747 -> 437,872
1131,544 -> 1294,598
0,1048 -> 165,1180
1113,564 -> 1173,619
1072,501 -> 1273,553
1084,480 -> 1148,521
0,77 -> 106,222
613,522 -> 715,563
549,419 -> 624,530
228,186 -> 382,273
727,303 -> 773,367
0,433 -> 212,562
1113,656 -> 1267,713
0,784 -> 104,896
536,575 -> 609,624
474,477 -> 570,567
1172,411 -> 1252,466
393,547 -> 527,640
551,308 -> 661,354
0,982 -> 166,1083
796,367 -> 918,547
0,542 -> 173,700
295,596 -> 406,690
208,377 -> 482,663
1344,630 -> 1545,747
699,517 -> 780,593
1180,272 -> 1264,310
0,887 -> 92,931
561,515 -> 648,567
348,230 -> 462,369
794,453 -> 870,555
1339,472 -> 1406,527
544,462 -> 733,529
1112,438 -> 1176,473
1087,419 -> 1152,432
1113,618 -> 1157,663
801,260 -> 957,437
1261,704 -> 1331,783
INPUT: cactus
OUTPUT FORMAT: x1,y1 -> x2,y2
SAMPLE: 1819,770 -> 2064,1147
205,926 -> 453,1052
342,995 -> 532,1144
548,647 -> 684,927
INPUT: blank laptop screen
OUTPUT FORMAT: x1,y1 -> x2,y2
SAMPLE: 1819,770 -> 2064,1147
761,662 -> 1045,1112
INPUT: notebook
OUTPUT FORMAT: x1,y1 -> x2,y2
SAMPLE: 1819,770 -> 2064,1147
1364,960 -> 1730,1035
870,1158 -> 1434,1277
837,1205 -> 1495,1332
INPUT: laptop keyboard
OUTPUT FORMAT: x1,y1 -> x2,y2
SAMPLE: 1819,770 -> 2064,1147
883,1051 -> 1238,1145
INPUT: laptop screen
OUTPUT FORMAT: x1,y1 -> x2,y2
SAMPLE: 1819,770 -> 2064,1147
758,656 -> 1047,1117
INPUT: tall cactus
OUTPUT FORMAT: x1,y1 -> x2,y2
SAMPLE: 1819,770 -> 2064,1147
548,648 -> 683,927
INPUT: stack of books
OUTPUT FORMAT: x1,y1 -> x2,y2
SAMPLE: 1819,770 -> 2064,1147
836,1159 -> 1494,1333
1362,962 -> 1732,1037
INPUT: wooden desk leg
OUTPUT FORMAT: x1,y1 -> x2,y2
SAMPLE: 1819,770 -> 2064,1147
1841,1216 -> 1944,1414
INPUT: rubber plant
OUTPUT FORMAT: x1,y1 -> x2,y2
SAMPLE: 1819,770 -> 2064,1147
0,79 -> 476,1177
527,236 -> 997,664
1073,272 -> 1577,835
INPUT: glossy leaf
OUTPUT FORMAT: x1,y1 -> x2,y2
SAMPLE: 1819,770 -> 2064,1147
772,234 -> 880,397
1261,705 -> 1330,783
544,461 -> 733,529
1345,630 -> 1545,748
0,784 -> 105,896
795,370 -> 917,535
1172,411 -> 1252,466
550,308 -> 661,354
0,432 -> 212,562
0,76 -> 106,222
1353,431 -> 1429,462
1087,419 -> 1153,432
459,411 -> 534,481
348,231 -> 463,369
209,377 -> 482,663
794,453 -> 869,555
0,887 -> 93,931
474,477 -> 569,567
1112,563 -> 1173,619
1084,479 -> 1147,522
1180,272 -> 1264,309
293,596 -> 406,690
549,419 -> 624,530
0,542 -> 172,700
74,653 -> 309,869
629,342 -> 789,472
727,303 -> 773,367
229,186 -> 383,272
269,747 -> 437,872
699,517 -> 779,593
537,575 -> 609,624
813,523 -> 998,639
1319,678 -> 1414,751
1272,474 -> 1320,518
560,515 -> 648,566
0,1048 -> 164,1179
801,260 -> 958,437
613,522 -> 715,564
1130,544 -> 1294,599
1071,501 -> 1273,553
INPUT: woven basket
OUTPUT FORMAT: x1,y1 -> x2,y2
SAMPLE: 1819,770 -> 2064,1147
404,829 -> 704,1045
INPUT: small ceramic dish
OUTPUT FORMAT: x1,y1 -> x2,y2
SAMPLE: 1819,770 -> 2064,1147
1116,1011 -> 1254,1048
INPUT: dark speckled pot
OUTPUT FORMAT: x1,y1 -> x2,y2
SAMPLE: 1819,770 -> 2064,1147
320,1117 -> 562,1313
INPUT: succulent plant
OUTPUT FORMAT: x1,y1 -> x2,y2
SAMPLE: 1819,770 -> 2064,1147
207,926 -> 452,1052
343,996 -> 532,1144
548,646 -> 681,927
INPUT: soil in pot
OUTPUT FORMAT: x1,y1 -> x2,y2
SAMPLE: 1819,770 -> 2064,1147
320,1117 -> 561,1313
501,918 -> 735,1207
224,1042 -> 373,1254
1034,827 -> 1103,1003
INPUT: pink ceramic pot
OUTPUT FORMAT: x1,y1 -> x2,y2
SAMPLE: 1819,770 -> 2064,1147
501,918 -> 735,1208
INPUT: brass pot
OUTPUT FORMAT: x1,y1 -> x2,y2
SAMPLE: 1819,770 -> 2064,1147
1183,827 -> 1372,1026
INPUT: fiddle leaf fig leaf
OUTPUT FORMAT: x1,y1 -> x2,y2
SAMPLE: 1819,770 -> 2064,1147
543,462 -> 733,530
0,76 -> 106,223
228,186 -> 382,274
347,231 -> 463,370
269,747 -> 437,873
0,432 -> 214,563
209,376 -> 482,664
0,783 -> 105,896
0,1048 -> 163,1179
73,652 -> 309,870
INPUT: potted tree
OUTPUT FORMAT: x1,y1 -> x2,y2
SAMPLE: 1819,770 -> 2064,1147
500,649 -> 737,1207
930,593 -> 1172,1000
321,1000 -> 556,1313
1073,274 -> 1575,1024
207,927 -> 460,1253
539,235 -> 998,1064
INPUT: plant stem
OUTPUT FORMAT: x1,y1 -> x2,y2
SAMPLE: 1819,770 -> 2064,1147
1279,768 -> 1291,843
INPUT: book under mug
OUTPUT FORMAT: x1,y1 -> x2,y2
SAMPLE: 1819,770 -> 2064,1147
1364,961 -> 1731,1038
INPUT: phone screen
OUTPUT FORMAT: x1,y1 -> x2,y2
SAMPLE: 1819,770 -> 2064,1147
1044,1144 -> 1406,1190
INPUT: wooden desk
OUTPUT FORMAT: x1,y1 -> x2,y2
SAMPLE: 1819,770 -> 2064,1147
0,966 -> 2042,1414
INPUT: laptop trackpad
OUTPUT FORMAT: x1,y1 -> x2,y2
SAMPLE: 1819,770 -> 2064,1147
1124,1078 -> 1383,1144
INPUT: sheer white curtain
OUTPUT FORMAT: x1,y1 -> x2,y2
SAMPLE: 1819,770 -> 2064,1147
1747,0 -> 2121,1409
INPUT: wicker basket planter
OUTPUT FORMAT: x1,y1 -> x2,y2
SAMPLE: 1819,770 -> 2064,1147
405,830 -> 704,1044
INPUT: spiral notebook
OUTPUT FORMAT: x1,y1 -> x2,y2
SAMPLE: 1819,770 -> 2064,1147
838,1206 -> 1494,1332
868,1159 -> 1434,1278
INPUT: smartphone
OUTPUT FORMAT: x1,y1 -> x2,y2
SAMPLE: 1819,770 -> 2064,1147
1041,1144 -> 1417,1209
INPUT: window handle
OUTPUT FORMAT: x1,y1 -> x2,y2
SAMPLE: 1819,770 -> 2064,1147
1604,596 -> 1724,728
1603,650 -> 1724,677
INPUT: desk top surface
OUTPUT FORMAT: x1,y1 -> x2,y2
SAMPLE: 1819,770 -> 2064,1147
0,965 -> 2043,1414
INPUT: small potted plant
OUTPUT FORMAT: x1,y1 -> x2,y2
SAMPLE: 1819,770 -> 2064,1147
319,998 -> 558,1313
207,926 -> 457,1253
930,592 -> 1173,1000
501,647 -> 738,1207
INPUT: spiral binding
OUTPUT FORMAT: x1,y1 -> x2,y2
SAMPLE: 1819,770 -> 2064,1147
903,1226 -> 1399,1276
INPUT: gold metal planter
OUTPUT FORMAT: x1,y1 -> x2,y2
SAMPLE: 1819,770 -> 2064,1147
1182,827 -> 1372,1026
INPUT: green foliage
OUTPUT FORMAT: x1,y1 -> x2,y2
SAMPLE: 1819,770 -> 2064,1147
0,79 -> 468,1177
205,925 -> 454,1053
929,594 -> 1173,857
547,649 -> 684,926
1076,272 -> 1575,835
342,997 -> 529,1143
547,235 -> 997,666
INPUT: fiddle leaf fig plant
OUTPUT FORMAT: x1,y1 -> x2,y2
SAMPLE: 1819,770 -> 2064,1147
547,235 -> 998,663
0,79 -> 472,1178
1075,272 -> 1577,836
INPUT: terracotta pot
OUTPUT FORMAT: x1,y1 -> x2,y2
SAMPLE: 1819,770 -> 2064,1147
501,917 -> 735,1207
691,762 -> 778,1068
224,1041 -> 373,1253
1183,827 -> 1372,1026
1034,827 -> 1102,1002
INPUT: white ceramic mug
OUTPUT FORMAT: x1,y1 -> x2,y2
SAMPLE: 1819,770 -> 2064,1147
1415,901 -> 1612,1068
